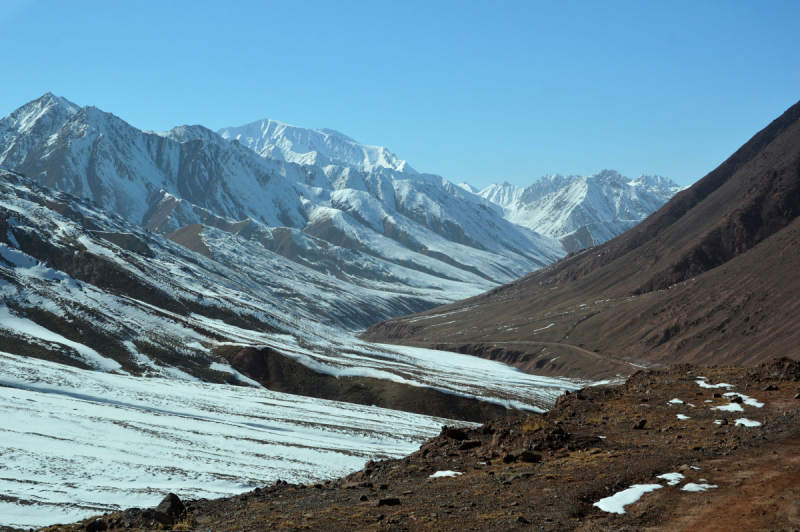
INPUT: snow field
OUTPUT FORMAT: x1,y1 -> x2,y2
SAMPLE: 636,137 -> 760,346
0,352 -> 456,528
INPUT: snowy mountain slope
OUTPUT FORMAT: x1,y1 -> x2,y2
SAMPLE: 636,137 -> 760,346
476,181 -> 524,211
0,95 -> 565,328
0,170 -> 584,409
217,119 -> 417,174
470,170 -> 684,251
0,351 -> 454,528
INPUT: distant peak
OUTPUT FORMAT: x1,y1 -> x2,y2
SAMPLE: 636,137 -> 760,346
317,128 -> 359,144
591,169 -> 628,182
456,182 -> 479,193
41,92 -> 80,114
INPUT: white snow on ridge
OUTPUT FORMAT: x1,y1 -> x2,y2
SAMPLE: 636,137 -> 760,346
0,352 -> 453,528
217,118 -> 416,174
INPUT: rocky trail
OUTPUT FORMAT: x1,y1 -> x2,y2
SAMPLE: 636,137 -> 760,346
23,357 -> 800,532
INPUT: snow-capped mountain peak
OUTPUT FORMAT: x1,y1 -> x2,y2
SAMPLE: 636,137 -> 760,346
477,181 -> 525,211
479,169 -> 685,251
456,182 -> 479,193
42,92 -> 81,114
630,174 -> 684,196
0,93 -> 81,167
217,119 -> 417,174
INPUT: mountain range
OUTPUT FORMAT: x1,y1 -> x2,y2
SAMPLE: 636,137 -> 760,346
364,98 -> 800,379
0,94 -> 682,332
1,92 -> 796,529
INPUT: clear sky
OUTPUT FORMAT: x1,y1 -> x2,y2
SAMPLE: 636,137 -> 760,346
1,0 -> 798,189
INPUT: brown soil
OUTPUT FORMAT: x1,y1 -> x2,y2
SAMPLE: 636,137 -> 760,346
39,357 -> 800,532
361,99 -> 800,380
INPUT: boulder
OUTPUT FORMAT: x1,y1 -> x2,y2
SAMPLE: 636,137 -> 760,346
491,429 -> 509,446
375,497 -> 401,507
516,451 -> 542,463
85,520 -> 108,532
502,453 -> 517,464
444,427 -> 469,441
632,419 -> 647,430
458,440 -> 481,451
153,493 -> 186,526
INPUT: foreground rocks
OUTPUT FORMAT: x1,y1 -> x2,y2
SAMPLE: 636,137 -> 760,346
35,357 -> 800,531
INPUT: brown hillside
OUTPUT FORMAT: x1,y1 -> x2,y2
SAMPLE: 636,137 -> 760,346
362,100 -> 800,379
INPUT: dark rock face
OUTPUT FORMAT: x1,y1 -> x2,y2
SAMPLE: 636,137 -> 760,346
153,493 -> 186,526
633,419 -> 647,430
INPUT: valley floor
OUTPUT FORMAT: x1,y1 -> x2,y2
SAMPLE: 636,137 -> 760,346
24,358 -> 800,532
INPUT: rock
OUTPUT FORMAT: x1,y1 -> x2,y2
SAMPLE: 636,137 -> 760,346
444,427 -> 469,440
342,481 -> 373,489
359,495 -> 368,501
719,418 -> 729,426
153,493 -> 186,526
502,453 -> 517,464
763,385 -> 778,391
516,515 -> 530,524
794,393 -> 800,400
633,419 -> 647,430
516,451 -> 542,463
458,440 -> 481,451
85,519 -> 108,532
713,393 -> 722,398
730,396 -> 744,404
375,497 -> 401,507
492,429 -> 509,446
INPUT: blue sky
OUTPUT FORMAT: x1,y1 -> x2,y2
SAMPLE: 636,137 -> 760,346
1,0 -> 798,189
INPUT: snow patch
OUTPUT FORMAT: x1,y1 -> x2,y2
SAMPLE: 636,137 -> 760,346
593,484 -> 662,514
429,471 -> 463,478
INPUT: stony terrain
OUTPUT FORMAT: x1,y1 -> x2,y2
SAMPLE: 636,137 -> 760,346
28,357 -> 800,532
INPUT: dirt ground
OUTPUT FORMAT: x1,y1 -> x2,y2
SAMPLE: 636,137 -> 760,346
32,357 -> 800,532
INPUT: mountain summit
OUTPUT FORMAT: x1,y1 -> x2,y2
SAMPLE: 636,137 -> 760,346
217,119 -> 416,174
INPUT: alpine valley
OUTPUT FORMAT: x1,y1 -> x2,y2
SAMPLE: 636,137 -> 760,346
0,94 -> 686,528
